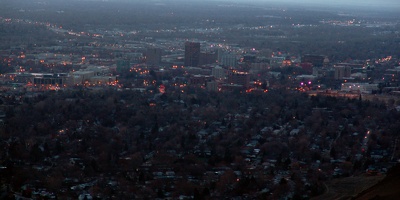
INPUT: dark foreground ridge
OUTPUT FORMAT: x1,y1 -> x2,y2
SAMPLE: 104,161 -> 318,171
353,164 -> 400,200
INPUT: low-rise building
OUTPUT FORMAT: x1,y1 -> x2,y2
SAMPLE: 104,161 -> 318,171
341,83 -> 378,93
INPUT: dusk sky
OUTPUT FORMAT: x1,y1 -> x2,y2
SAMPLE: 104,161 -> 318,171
215,0 -> 400,9
56,0 -> 400,10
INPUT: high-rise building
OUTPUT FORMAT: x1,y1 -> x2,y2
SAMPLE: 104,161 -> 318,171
217,49 -> 238,67
334,65 -> 352,79
146,48 -> 162,66
184,42 -> 200,67
219,54 -> 237,67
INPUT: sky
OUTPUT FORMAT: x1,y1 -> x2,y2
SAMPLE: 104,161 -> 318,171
76,0 -> 400,9
227,0 -> 399,5
217,0 -> 400,9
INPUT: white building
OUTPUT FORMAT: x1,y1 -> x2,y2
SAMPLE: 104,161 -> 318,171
341,83 -> 378,93
351,72 -> 367,80
218,53 -> 237,67
334,65 -> 352,80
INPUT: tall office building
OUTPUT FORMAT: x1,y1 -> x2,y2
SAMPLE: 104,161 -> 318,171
219,54 -> 237,67
146,48 -> 162,66
334,65 -> 352,80
217,49 -> 238,67
184,42 -> 200,67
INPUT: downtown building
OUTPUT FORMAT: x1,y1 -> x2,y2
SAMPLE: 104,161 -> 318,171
184,42 -> 201,67
334,65 -> 352,80
228,70 -> 250,88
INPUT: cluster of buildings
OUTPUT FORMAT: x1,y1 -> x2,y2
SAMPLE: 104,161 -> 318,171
167,43 -> 395,95
1,65 -> 117,91
1,17 -> 399,96
0,42 -> 388,95
1,11 -> 400,200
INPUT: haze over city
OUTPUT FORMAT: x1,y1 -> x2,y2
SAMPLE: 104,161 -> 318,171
0,0 -> 400,199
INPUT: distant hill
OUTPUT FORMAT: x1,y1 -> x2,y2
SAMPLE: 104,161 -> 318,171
353,164 -> 400,200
